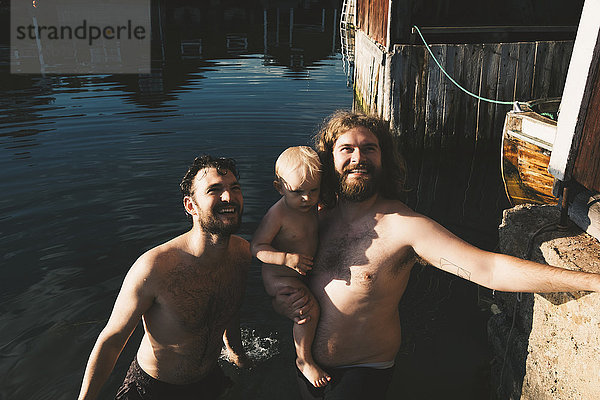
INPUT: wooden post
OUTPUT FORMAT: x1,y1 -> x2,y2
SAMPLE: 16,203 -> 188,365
289,8 -> 293,47
276,8 -> 280,47
549,0 -> 600,181
263,9 -> 267,55
386,0 -> 393,52
332,8 -> 338,54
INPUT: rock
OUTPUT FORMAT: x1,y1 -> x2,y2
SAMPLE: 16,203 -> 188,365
489,204 -> 600,400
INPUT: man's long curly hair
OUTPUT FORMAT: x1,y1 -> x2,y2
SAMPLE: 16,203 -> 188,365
314,110 -> 407,208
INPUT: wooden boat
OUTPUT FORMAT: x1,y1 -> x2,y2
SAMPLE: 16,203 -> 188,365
501,99 -> 560,206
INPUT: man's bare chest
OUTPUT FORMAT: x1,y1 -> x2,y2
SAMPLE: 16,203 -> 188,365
159,264 -> 245,332
313,223 -> 413,288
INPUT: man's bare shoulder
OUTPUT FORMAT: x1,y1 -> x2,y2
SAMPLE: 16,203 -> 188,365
376,199 -> 454,251
118,238 -> 187,298
374,199 -> 436,235
133,236 -> 189,275
374,197 -> 409,213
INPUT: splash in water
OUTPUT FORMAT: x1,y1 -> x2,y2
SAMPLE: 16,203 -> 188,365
221,328 -> 280,363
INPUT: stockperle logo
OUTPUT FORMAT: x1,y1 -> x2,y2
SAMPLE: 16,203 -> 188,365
11,0 -> 151,74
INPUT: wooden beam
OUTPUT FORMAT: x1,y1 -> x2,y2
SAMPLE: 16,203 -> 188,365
550,0 -> 600,181
415,26 -> 577,35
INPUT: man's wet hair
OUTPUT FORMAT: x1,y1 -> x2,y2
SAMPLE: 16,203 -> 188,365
180,155 -> 239,198
314,110 -> 407,208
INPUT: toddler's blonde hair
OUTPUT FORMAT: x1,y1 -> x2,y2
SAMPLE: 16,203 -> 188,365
275,146 -> 321,183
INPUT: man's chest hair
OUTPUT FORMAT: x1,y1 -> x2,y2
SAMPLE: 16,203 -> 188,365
315,221 -> 411,281
158,262 -> 245,332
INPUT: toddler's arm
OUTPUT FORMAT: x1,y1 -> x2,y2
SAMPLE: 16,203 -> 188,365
251,207 -> 313,275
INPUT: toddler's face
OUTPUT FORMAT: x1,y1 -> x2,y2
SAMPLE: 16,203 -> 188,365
277,170 -> 321,212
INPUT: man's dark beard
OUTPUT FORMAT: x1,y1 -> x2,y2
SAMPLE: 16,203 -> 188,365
336,164 -> 380,202
200,202 -> 242,235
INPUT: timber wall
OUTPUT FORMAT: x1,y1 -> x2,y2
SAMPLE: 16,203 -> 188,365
353,29 -> 575,149
356,0 -> 389,48
354,30 -> 386,116
573,59 -> 600,192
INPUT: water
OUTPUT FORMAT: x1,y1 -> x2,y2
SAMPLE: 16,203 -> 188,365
0,51 -> 355,398
1,3 -> 510,399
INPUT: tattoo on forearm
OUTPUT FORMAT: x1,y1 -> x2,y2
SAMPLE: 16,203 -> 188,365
440,258 -> 471,281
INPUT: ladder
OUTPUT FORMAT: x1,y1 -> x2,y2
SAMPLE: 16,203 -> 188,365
340,0 -> 356,85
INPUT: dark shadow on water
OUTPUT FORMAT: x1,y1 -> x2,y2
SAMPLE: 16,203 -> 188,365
387,142 -> 511,400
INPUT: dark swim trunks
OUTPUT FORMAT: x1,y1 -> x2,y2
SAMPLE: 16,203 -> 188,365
115,358 -> 233,400
296,364 -> 394,400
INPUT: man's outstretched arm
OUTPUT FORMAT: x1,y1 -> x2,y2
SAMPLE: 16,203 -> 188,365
78,255 -> 156,400
408,214 -> 600,293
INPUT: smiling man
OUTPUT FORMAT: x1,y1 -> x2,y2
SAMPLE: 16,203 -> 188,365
78,155 -> 251,400
274,111 -> 600,400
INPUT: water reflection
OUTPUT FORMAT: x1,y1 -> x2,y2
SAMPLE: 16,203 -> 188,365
1,1 -> 343,141
1,2 -> 349,398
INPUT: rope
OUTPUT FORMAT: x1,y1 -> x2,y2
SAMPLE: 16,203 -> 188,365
412,25 -> 517,106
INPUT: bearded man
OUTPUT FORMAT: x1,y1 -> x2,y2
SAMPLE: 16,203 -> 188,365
274,111 -> 600,400
78,155 -> 251,400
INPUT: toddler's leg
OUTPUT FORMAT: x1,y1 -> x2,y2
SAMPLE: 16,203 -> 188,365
261,264 -> 291,297
261,267 -> 330,387
294,292 -> 331,388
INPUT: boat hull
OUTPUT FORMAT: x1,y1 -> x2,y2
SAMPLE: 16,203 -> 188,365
501,100 -> 559,206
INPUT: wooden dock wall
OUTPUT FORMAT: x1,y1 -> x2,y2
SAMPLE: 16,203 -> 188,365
354,29 -> 386,115
356,0 -> 389,48
353,29 -> 575,149
573,60 -> 600,192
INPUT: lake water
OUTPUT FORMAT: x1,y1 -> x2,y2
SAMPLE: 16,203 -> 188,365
0,3 -> 509,399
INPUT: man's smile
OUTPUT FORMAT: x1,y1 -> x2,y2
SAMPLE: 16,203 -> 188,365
343,163 -> 373,177
214,203 -> 241,215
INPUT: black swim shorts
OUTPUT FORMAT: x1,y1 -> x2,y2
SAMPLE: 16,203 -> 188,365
115,358 -> 233,400
296,364 -> 394,400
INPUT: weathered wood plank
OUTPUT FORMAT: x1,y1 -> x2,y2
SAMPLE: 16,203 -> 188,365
356,0 -> 389,47
441,45 -> 461,147
413,45 -> 427,150
437,45 -> 448,148
413,144 -> 440,216
459,44 -> 482,149
389,46 -> 403,132
515,42 -> 536,101
477,43 -> 502,145
392,45 -> 416,145
497,43 -> 519,103
573,61 -> 600,192
494,42 -> 519,144
353,30 -> 385,115
548,41 -> 575,97
446,44 -> 465,147
549,0 -> 600,182
424,45 -> 445,148
532,41 -> 556,99
379,40 -> 575,151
